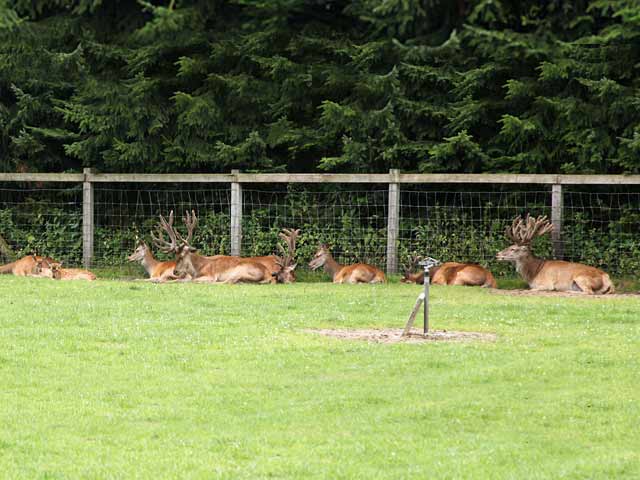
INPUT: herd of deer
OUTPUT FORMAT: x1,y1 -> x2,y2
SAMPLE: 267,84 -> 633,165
0,213 -> 615,294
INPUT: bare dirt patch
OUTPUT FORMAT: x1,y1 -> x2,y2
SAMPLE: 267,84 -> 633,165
304,328 -> 496,344
489,288 -> 640,299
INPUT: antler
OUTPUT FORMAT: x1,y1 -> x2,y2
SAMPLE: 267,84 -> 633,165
401,253 -> 422,274
276,228 -> 300,268
151,210 -> 178,253
176,210 -> 197,246
506,214 -> 553,245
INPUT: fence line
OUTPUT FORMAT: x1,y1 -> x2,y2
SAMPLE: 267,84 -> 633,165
2,172 -> 640,184
0,171 -> 638,274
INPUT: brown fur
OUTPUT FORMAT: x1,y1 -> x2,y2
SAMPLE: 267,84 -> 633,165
497,245 -> 614,294
0,255 -> 57,277
153,211 -> 297,284
175,253 -> 296,284
402,262 -> 496,288
36,259 -> 96,281
52,267 -> 97,281
192,259 -> 277,284
497,215 -> 614,295
127,242 -> 177,282
308,245 -> 385,284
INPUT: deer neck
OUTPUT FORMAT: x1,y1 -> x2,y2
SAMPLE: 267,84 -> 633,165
514,251 -> 546,284
323,254 -> 342,280
141,249 -> 159,275
190,253 -> 210,277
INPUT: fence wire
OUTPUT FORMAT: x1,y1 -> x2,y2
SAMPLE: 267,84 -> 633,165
93,184 -> 231,268
0,184 -> 82,266
399,187 -> 551,276
0,182 -> 638,278
241,186 -> 388,268
563,187 -> 640,274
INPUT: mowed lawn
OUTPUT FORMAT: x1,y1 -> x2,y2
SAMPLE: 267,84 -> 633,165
1,277 -> 639,479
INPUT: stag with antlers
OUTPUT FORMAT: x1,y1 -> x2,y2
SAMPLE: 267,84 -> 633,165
401,255 -> 497,288
496,214 -> 614,294
152,210 -> 299,283
308,244 -> 385,284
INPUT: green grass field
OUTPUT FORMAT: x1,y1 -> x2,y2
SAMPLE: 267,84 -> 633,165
1,277 -> 639,479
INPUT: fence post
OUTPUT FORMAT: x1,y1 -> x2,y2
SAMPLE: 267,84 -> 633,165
386,169 -> 400,274
82,168 -> 94,268
551,183 -> 563,259
230,169 -> 243,256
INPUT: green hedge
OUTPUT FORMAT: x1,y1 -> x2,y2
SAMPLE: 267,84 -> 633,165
1,206 -> 638,277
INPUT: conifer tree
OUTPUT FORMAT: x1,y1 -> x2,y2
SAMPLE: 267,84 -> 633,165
0,0 -> 638,173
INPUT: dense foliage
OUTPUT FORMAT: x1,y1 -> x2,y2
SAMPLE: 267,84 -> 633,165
1,0 -> 639,174
1,194 -> 638,276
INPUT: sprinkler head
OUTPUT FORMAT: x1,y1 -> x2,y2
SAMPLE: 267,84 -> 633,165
418,257 -> 440,272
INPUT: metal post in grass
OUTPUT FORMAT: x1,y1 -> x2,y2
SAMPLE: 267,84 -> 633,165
402,257 -> 440,337
386,169 -> 400,275
230,169 -> 242,256
82,168 -> 94,268
420,257 -> 440,334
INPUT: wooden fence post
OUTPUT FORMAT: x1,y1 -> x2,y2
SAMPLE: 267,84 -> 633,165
386,169 -> 400,274
82,168 -> 94,268
551,183 -> 563,259
230,169 -> 243,256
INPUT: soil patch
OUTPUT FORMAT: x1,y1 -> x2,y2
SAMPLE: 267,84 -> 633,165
490,288 -> 640,299
304,328 -> 496,344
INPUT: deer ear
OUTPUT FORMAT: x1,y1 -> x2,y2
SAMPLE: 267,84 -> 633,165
287,264 -> 297,271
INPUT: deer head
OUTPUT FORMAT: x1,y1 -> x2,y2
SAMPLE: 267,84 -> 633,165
496,214 -> 553,262
400,254 -> 422,283
32,256 -> 57,277
308,244 -> 330,270
152,210 -> 198,277
127,241 -> 149,262
41,260 -> 64,279
273,228 -> 300,283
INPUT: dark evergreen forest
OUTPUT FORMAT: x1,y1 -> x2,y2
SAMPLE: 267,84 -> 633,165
1,0 -> 639,174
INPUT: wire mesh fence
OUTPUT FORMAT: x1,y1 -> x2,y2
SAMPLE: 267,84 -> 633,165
0,183 -> 82,266
0,179 -> 638,278
241,186 -> 388,268
563,187 -> 640,275
398,187 -> 552,276
93,184 -> 231,268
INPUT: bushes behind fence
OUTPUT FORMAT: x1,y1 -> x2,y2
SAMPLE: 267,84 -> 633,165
1,202 -> 638,277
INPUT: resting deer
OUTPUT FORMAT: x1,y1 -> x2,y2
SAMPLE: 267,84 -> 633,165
196,228 -> 299,284
496,215 -> 614,294
0,255 -> 58,277
308,244 -> 385,284
401,256 -> 497,288
127,241 -> 179,282
35,259 -> 97,281
152,211 -> 298,284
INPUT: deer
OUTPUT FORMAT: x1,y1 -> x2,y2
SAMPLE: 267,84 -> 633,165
0,254 -> 58,277
401,255 -> 497,288
308,244 -> 385,284
127,241 -> 179,282
34,258 -> 97,281
496,214 -> 614,294
152,210 -> 299,284
195,228 -> 299,284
